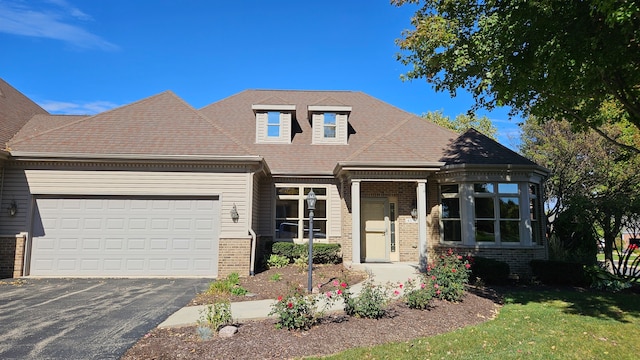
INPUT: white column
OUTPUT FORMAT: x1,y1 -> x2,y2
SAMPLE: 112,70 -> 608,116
351,180 -> 361,264
417,180 -> 427,265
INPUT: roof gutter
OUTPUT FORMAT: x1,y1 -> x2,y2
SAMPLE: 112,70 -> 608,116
333,161 -> 445,175
8,151 -> 266,165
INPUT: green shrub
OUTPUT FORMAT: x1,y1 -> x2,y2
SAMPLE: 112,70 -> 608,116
427,249 -> 471,302
403,277 -> 436,310
584,265 -> 631,293
340,279 -> 391,319
271,242 -> 341,264
196,300 -> 233,334
530,260 -> 589,286
206,272 -> 249,296
471,256 -> 511,285
269,287 -> 319,330
266,254 -> 290,268
293,254 -> 308,271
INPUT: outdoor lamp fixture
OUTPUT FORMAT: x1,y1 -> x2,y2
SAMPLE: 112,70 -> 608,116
411,208 -> 418,220
306,189 -> 316,292
230,203 -> 239,223
7,200 -> 17,217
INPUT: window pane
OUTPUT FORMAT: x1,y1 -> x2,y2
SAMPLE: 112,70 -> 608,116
442,198 -> 460,218
498,183 -> 519,194
267,111 -> 280,124
443,220 -> 462,242
441,184 -> 458,194
275,199 -> 298,218
324,113 -> 336,125
303,220 -> 327,239
267,124 -> 280,137
500,221 -> 520,242
276,220 -> 298,239
304,199 -> 326,218
304,188 -> 326,196
499,197 -> 520,219
476,220 -> 495,242
324,125 -> 336,138
278,187 -> 299,195
475,198 -> 494,218
474,183 -> 494,193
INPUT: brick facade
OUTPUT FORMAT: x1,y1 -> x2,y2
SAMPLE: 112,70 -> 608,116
217,237 -> 252,277
0,234 -> 26,279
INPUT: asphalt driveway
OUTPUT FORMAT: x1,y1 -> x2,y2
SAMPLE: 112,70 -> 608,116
0,278 -> 210,359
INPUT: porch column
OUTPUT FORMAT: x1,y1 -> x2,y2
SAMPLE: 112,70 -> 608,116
351,180 -> 361,264
417,180 -> 427,266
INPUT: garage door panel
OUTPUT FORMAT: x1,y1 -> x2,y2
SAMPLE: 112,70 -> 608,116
30,197 -> 219,277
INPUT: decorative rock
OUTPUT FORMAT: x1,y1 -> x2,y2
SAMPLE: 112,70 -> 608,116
218,325 -> 238,338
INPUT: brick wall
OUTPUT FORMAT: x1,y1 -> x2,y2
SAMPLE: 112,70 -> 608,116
217,238 -> 252,278
429,245 -> 547,278
0,234 -> 26,279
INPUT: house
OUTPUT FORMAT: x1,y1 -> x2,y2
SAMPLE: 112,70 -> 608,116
0,78 -> 548,279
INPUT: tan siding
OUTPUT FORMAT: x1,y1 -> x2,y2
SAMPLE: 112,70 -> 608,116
256,111 -> 290,144
251,173 -> 260,231
281,112 -> 291,143
311,113 -> 323,144
257,180 -> 273,236
336,113 -> 348,144
0,168 -> 31,235
255,112 -> 267,143
328,182 -> 342,237
21,168 -> 251,238
312,113 -> 348,145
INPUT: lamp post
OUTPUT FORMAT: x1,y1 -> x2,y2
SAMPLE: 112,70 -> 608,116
306,189 -> 316,292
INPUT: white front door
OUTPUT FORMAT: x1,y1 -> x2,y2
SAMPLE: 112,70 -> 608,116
360,198 -> 389,262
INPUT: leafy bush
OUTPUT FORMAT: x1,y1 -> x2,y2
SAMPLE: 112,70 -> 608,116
403,278 -> 436,310
340,279 -> 391,319
206,272 -> 249,296
196,300 -> 233,335
271,242 -> 341,264
530,260 -> 589,286
584,265 -> 631,293
294,254 -> 308,271
266,254 -> 290,269
269,287 -> 320,330
471,256 -> 511,285
426,249 -> 472,302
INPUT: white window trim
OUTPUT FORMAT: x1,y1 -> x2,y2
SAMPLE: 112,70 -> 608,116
274,184 -> 329,243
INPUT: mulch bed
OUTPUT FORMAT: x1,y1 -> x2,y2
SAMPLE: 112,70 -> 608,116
122,265 -> 503,359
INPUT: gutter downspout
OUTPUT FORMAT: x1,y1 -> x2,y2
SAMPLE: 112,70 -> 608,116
249,228 -> 257,276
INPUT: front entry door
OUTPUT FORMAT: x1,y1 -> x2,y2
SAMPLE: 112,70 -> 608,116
361,198 -> 390,262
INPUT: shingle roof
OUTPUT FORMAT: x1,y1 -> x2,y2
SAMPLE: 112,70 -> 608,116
0,78 -> 48,149
9,91 -> 252,157
199,90 -> 459,174
440,128 -> 537,166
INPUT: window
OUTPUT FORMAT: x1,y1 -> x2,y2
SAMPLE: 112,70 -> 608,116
275,186 -> 327,241
323,113 -> 337,138
267,111 -> 280,137
440,182 -> 542,245
441,184 -> 462,242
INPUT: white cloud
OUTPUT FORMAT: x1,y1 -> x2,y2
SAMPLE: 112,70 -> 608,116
0,0 -> 118,51
39,100 -> 120,115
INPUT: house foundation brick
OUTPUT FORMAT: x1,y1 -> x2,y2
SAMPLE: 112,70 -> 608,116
217,238 -> 252,278
0,234 -> 26,279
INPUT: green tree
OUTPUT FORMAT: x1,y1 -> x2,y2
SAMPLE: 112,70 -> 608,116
394,0 -> 640,152
520,116 -> 640,278
422,110 -> 497,139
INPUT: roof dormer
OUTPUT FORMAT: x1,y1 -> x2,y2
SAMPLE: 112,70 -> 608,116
252,103 -> 296,144
308,104 -> 351,145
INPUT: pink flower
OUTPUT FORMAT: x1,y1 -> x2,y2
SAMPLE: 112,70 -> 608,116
434,284 -> 439,289
431,275 -> 436,281
317,283 -> 322,289
337,289 -> 342,295
399,283 -> 404,289
332,280 -> 339,286
394,290 -> 400,295
465,263 -> 471,269
420,283 -> 425,289
340,282 -> 347,288
457,255 -> 463,260
326,292 -> 332,298
436,290 -> 441,295
287,302 -> 293,309
277,295 -> 283,302
452,268 -> 457,273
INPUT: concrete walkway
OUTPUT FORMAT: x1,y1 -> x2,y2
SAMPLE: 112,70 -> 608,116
158,262 -> 420,328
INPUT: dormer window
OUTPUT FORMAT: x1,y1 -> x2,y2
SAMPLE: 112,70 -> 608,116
252,104 -> 296,144
308,105 -> 352,145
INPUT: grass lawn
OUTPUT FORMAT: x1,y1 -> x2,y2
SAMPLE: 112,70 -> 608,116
597,253 -> 638,262
316,288 -> 640,359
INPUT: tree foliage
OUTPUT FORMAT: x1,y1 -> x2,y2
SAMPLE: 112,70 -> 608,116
394,0 -> 640,151
520,116 -> 640,279
422,110 -> 497,139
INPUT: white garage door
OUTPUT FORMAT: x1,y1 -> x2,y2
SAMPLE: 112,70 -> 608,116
29,197 -> 220,277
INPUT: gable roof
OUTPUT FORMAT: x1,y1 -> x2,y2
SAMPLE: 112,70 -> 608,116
200,90 -> 460,175
0,78 -> 48,149
440,128 -> 537,166
8,91 -> 253,158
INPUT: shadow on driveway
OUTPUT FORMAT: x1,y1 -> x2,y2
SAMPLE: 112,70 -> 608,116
0,278 -> 210,359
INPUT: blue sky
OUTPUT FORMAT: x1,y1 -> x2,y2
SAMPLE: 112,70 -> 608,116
0,0 -> 522,148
